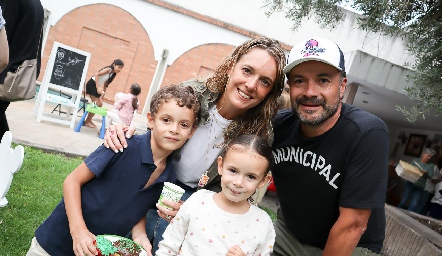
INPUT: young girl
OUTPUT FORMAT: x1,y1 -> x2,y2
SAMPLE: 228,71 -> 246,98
107,83 -> 141,127
84,59 -> 124,128
156,134 -> 274,256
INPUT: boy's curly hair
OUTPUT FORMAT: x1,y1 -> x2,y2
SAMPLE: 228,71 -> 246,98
150,85 -> 201,128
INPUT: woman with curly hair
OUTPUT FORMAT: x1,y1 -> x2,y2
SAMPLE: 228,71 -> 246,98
105,37 -> 286,253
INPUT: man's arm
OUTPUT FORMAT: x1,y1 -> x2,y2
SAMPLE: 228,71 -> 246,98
322,207 -> 371,256
63,162 -> 97,256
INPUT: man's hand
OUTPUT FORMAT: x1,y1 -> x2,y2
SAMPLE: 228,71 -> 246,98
104,123 -> 136,152
156,199 -> 183,222
226,245 -> 246,256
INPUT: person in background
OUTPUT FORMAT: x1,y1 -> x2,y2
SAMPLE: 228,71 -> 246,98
398,148 -> 436,214
84,59 -> 124,128
26,84 -> 201,256
271,37 -> 389,255
0,6 -> 8,72
0,0 -> 44,137
419,157 -> 442,215
157,135 -> 274,256
104,37 -> 286,254
429,160 -> 442,220
106,83 -> 141,127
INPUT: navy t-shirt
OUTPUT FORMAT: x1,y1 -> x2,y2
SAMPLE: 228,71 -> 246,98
272,104 -> 389,253
35,132 -> 175,255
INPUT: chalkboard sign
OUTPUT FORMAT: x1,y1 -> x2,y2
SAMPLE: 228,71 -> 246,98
49,46 -> 87,90
34,42 -> 91,129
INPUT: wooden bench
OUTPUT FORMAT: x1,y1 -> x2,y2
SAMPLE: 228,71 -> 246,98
382,204 -> 442,255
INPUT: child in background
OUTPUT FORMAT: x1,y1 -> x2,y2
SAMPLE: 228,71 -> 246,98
107,83 -> 141,127
26,85 -> 201,256
84,59 -> 124,128
156,135 -> 275,256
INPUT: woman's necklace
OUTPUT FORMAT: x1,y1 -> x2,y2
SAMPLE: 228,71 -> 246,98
198,105 -> 225,187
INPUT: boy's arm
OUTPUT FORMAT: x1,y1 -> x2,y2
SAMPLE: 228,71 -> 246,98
63,162 -> 98,256
132,217 -> 153,256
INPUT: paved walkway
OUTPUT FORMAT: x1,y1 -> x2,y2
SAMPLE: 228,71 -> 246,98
6,98 -> 279,211
7,98 -> 147,157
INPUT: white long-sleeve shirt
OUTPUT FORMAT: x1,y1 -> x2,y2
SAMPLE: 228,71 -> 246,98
156,190 -> 275,256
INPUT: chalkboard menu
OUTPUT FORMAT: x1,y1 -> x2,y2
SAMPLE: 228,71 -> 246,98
49,46 -> 87,90
35,42 -> 90,129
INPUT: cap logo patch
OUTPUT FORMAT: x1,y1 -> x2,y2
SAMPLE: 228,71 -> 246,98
301,39 -> 325,57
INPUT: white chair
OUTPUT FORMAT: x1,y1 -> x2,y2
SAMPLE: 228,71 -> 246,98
0,131 -> 24,207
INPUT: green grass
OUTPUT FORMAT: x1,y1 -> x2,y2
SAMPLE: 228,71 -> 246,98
260,206 -> 277,221
0,145 -> 277,255
0,145 -> 82,255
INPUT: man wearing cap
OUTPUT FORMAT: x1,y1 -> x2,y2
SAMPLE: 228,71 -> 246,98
398,148 -> 436,214
271,37 -> 389,255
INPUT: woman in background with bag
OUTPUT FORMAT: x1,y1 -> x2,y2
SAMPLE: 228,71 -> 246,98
0,0 -> 44,138
83,59 -> 124,128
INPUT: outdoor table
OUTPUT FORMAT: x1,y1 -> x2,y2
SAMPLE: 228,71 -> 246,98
74,104 -> 107,139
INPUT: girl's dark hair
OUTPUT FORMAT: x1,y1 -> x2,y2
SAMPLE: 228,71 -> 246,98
130,83 -> 141,110
220,134 -> 274,175
100,59 -> 125,86
112,59 -> 124,67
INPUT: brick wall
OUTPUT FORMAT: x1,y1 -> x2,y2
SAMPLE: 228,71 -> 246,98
40,3 -> 243,112
161,43 -> 235,88
39,4 -> 156,111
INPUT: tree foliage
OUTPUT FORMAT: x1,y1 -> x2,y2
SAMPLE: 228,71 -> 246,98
264,0 -> 442,122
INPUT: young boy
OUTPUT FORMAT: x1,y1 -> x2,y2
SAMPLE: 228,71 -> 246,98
26,85 -> 201,256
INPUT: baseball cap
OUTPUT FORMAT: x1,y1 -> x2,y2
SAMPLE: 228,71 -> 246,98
284,37 -> 346,74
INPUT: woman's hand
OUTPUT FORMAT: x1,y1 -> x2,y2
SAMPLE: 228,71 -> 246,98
104,123 -> 136,152
71,229 -> 97,256
156,199 -> 183,222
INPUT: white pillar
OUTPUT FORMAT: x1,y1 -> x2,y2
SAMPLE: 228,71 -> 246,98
142,49 -> 169,115
343,82 -> 359,104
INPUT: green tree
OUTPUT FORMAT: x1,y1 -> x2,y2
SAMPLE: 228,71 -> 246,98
264,0 -> 442,122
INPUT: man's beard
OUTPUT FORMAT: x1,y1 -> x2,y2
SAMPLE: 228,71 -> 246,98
291,94 -> 341,125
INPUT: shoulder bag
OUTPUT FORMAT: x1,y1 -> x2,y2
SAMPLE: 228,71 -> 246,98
0,25 -> 42,102
0,59 -> 37,101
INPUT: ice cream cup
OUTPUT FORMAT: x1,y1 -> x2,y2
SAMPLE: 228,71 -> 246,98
158,182 -> 185,210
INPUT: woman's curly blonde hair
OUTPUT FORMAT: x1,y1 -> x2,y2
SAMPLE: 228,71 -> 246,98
206,37 -> 286,143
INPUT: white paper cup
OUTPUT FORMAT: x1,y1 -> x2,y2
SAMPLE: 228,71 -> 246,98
158,182 -> 185,210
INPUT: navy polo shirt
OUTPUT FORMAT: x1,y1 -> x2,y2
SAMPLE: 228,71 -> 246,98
35,131 -> 175,255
